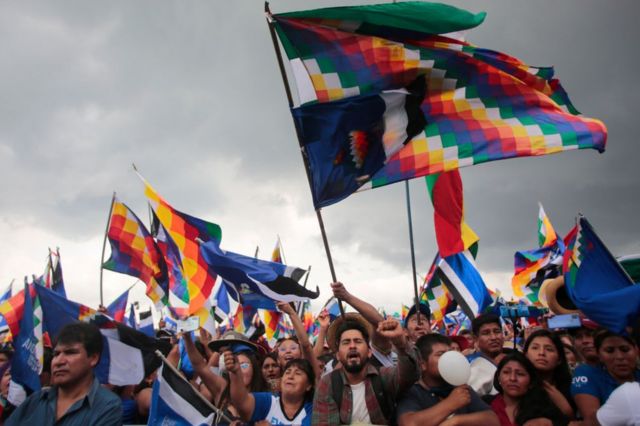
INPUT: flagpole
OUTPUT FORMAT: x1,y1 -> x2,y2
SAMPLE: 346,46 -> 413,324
99,192 -> 116,307
254,245 -> 259,259
278,235 -> 286,264
265,2 -> 345,316
404,181 -> 422,324
154,350 -> 232,423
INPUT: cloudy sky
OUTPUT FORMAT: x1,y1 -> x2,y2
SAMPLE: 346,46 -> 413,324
1,0 -> 638,317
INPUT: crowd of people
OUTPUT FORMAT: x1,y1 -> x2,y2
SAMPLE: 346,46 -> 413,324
0,281 -> 638,425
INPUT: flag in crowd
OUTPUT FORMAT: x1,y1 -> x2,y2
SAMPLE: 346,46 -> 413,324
106,287 -> 131,323
273,2 -> 606,209
102,197 -> 168,310
142,175 -> 222,315
512,203 -> 565,304
563,216 -> 640,334
11,284 -> 43,393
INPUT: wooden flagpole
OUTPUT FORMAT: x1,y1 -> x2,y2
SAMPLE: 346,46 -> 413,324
99,192 -> 116,307
265,2 -> 345,316
405,181 -> 423,324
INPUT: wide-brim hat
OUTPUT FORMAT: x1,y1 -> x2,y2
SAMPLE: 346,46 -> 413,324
326,312 -> 373,353
207,330 -> 260,354
542,276 -> 580,315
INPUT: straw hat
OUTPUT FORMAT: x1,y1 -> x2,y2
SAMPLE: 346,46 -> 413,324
326,312 -> 373,352
207,330 -> 260,353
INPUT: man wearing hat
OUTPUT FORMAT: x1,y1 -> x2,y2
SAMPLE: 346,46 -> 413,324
312,313 -> 418,425
403,303 -> 432,344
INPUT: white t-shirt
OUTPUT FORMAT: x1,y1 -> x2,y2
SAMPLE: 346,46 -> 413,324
596,382 -> 640,426
251,392 -> 313,425
350,381 -> 372,424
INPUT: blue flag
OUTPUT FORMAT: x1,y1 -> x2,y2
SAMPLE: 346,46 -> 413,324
564,217 -> 640,334
199,241 -> 319,304
437,250 -> 492,319
291,80 -> 426,208
106,288 -> 130,323
148,363 -> 216,426
11,284 -> 41,393
0,284 -> 12,331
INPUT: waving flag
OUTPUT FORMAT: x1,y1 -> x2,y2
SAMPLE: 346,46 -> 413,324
103,198 -> 167,309
437,251 -> 491,319
148,363 -> 218,426
259,309 -> 282,341
200,241 -> 318,304
213,282 -> 231,321
0,288 -> 29,338
11,284 -> 43,393
0,284 -> 12,332
153,218 -> 190,318
421,255 -> 456,324
106,288 -> 131,323
232,304 -> 257,337
33,285 -> 168,385
271,237 -> 283,263
142,176 -> 221,315
563,217 -> 640,334
273,6 -> 607,208
512,203 -> 564,302
427,170 -> 479,258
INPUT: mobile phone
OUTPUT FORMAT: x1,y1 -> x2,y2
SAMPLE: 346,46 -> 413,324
547,314 -> 582,329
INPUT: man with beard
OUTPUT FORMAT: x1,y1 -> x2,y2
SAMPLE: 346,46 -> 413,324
6,322 -> 122,426
312,313 -> 417,425
466,314 -> 505,397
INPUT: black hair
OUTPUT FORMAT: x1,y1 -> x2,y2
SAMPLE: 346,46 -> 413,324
494,352 -> 567,426
55,322 -> 103,357
283,358 -> 316,401
471,313 -> 501,336
459,329 -> 472,337
415,334 -> 451,360
236,350 -> 268,393
523,329 -> 572,404
334,319 -> 370,349
595,330 -> 636,351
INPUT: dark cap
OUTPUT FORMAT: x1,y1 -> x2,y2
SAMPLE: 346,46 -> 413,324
403,303 -> 431,328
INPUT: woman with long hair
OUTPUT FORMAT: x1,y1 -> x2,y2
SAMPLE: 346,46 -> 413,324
225,352 -> 315,425
491,352 -> 567,426
261,352 -> 282,394
524,329 -> 575,418
571,330 -> 639,424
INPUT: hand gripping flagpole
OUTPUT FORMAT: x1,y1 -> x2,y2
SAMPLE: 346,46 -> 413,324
405,181 -> 423,324
265,2 -> 346,317
99,192 -> 116,307
154,350 -> 232,424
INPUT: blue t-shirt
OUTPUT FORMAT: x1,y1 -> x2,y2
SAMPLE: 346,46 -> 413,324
571,364 -> 640,404
251,392 -> 312,425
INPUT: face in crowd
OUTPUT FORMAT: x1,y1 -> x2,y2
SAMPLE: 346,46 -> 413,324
236,353 -> 255,388
597,335 -> 638,381
280,363 -> 313,400
51,341 -> 99,388
421,342 -> 449,380
337,329 -> 371,374
261,355 -> 281,381
277,339 -> 301,369
405,313 -> 430,343
476,322 -> 504,358
498,360 -> 530,399
525,335 -> 560,373
573,329 -> 598,364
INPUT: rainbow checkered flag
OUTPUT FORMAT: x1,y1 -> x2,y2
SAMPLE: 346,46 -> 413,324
512,203 -> 565,304
140,174 -> 222,315
103,197 -> 168,309
272,3 -> 607,208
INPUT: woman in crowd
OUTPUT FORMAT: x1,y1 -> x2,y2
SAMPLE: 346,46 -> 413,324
274,302 -> 321,382
261,352 -> 282,393
571,330 -> 640,424
524,329 -> 575,418
490,352 -> 568,426
225,350 -> 315,425
183,330 -> 266,421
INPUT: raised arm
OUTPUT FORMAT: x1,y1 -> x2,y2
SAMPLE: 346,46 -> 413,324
277,302 -> 322,381
313,310 -> 330,358
182,332 -> 227,403
376,318 -> 417,392
331,282 -> 392,352
223,349 -> 256,422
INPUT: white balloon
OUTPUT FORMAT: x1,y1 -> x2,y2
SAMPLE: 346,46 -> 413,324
438,350 -> 471,386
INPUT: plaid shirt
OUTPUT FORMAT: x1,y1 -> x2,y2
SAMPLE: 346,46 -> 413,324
312,349 -> 417,425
